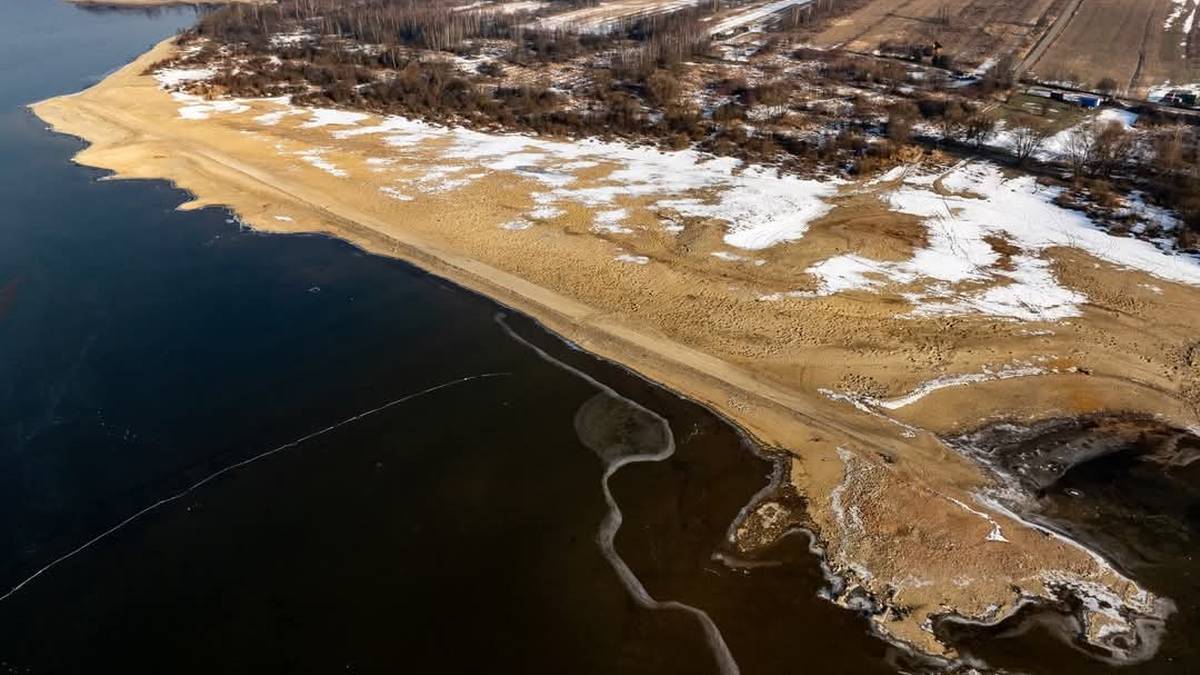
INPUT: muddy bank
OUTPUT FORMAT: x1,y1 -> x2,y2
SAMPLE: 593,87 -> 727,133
944,416 -> 1200,669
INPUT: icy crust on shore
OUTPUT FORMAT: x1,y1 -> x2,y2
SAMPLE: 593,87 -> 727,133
727,447 -> 1173,669
800,162 -> 1200,321
939,431 -> 1179,665
821,446 -> 1173,667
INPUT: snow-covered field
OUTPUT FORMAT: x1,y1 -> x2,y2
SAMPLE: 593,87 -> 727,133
453,0 -> 547,13
790,162 -> 1200,321
705,0 -> 810,36
530,0 -> 704,33
321,110 -> 842,248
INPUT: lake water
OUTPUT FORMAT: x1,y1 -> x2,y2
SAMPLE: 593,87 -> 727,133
0,2 -> 1195,673
0,2 -> 897,673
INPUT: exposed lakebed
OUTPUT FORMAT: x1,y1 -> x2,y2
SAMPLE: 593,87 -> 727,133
943,416 -> 1200,671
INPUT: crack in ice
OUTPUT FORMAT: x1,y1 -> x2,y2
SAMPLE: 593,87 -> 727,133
0,372 -> 510,603
495,313 -> 740,675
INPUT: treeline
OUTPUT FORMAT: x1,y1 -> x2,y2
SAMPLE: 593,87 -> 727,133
883,98 -> 1200,248
185,0 -> 727,144
193,0 -> 714,56
197,49 -> 893,173
194,0 -> 530,51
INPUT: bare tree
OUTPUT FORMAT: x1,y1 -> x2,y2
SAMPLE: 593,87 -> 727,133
644,69 -> 680,106
886,101 -> 919,143
1151,125 -> 1188,176
962,112 -> 997,148
1009,115 -> 1052,165
1062,123 -> 1097,175
1090,120 -> 1136,176
937,100 -> 968,141
1063,120 -> 1135,176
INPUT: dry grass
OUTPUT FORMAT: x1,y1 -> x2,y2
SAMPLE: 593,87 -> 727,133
809,0 -> 1060,69
1030,0 -> 1198,95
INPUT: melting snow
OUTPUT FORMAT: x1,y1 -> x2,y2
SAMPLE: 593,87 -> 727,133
706,0 -> 811,36
875,366 -> 1048,409
615,253 -> 650,265
594,208 -> 632,233
946,497 -> 1009,543
1165,0 -> 1193,30
300,108 -> 370,128
711,251 -> 745,261
155,67 -> 214,87
380,187 -> 413,201
530,205 -> 564,219
317,113 -> 838,246
171,92 -> 249,120
296,149 -> 347,177
804,163 -> 1200,320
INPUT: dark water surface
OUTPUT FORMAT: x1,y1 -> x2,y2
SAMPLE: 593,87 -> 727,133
0,2 -> 898,673
3,2 -> 1199,673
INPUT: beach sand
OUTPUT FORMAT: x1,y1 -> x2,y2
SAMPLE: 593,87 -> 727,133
31,38 -> 1200,659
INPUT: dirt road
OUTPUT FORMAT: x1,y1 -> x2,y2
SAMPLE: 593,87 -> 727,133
1015,0 -> 1085,76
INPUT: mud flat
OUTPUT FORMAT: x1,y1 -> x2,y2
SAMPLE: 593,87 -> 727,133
940,415 -> 1200,668
30,37 -> 1200,667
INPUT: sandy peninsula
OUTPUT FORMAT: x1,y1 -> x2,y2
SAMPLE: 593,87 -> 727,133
32,38 -> 1200,662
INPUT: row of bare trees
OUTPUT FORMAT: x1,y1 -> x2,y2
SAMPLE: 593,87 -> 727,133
886,96 -> 1200,246
196,0 -> 532,52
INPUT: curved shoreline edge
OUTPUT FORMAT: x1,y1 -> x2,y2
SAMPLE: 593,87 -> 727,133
495,312 -> 740,675
29,37 -> 1188,666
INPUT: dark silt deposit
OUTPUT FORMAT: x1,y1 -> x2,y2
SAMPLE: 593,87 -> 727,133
942,415 -> 1200,673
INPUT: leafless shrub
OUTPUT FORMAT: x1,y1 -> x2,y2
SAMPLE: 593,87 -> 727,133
1008,115 -> 1052,165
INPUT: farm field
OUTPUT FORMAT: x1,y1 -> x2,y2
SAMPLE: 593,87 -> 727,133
808,0 -> 1062,69
1028,0 -> 1200,96
530,0 -> 705,32
703,0 -> 812,35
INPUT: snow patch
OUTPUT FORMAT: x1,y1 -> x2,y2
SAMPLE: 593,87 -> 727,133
300,108 -> 369,128
803,163 -> 1200,321
296,149 -> 347,177
615,253 -> 650,265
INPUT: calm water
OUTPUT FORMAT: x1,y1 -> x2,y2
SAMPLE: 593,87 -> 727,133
0,2 -> 1196,673
0,2 -> 895,673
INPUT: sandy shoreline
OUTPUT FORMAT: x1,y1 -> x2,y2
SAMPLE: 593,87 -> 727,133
31,38 -> 1200,661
